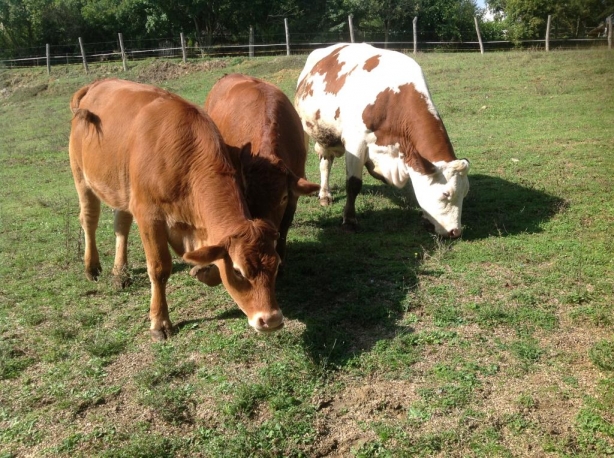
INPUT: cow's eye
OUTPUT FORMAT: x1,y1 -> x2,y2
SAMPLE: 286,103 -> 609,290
233,267 -> 244,279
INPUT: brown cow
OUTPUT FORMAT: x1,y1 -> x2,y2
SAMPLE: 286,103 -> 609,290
204,73 -> 319,271
68,78 -> 284,340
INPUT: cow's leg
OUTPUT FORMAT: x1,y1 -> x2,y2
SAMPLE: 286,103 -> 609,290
315,142 -> 334,206
276,196 -> 298,273
72,177 -> 102,280
112,210 -> 133,288
137,220 -> 173,341
342,150 -> 365,231
365,160 -> 388,184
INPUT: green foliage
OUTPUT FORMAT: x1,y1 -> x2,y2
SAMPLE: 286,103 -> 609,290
0,341 -> 33,380
2,0 -> 610,57
488,0 -> 614,42
590,340 -> 614,372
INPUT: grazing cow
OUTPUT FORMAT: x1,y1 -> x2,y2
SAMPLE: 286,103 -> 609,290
204,73 -> 319,272
295,43 -> 470,237
69,79 -> 284,340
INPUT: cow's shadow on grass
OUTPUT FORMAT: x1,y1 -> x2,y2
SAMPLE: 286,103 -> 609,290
275,173 -> 567,366
361,173 -> 567,239
126,173 -> 566,365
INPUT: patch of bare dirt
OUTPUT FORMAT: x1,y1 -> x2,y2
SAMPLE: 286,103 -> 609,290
310,378 -> 420,457
136,59 -> 227,83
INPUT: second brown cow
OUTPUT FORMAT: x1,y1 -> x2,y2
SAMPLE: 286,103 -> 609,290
204,74 -> 319,274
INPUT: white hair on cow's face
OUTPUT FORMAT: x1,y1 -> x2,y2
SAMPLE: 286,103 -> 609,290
408,159 -> 470,237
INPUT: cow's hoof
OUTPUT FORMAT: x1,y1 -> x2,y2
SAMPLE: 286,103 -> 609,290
112,274 -> 132,289
85,264 -> 102,281
319,196 -> 333,206
150,326 -> 173,342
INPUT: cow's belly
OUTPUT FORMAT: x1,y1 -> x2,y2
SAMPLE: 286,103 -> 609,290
82,155 -> 131,211
367,143 -> 411,189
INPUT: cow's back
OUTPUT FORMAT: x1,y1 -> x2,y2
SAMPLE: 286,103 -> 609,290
70,79 -> 230,214
295,43 -> 438,143
206,73 -> 307,176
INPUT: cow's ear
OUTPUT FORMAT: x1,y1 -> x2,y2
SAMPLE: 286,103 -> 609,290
183,245 -> 227,266
292,177 -> 320,196
449,159 -> 470,176
189,264 -> 222,286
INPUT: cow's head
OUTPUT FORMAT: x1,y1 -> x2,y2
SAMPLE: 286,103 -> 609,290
409,159 -> 470,238
183,219 -> 284,333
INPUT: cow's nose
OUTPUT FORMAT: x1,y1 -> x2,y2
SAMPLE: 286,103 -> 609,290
251,310 -> 284,333
449,228 -> 461,238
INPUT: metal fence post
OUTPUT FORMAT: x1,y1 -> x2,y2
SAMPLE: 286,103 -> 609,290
248,26 -> 254,57
474,17 -> 484,54
349,15 -> 355,43
180,32 -> 187,63
608,15 -> 613,50
78,37 -> 88,74
46,44 -> 50,75
284,18 -> 290,56
546,15 -> 552,51
118,33 -> 127,71
413,17 -> 418,54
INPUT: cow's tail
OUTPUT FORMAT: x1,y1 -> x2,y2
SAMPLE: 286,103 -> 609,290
70,84 -> 102,132
70,84 -> 103,137
70,85 -> 90,115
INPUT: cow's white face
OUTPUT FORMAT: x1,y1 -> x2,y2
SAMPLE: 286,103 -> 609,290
408,159 -> 470,238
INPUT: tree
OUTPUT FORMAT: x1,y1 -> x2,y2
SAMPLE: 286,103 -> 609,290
415,0 -> 480,42
344,0 -> 417,45
487,0 -> 614,41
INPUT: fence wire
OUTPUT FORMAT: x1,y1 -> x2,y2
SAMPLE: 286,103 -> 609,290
1,36 -> 610,69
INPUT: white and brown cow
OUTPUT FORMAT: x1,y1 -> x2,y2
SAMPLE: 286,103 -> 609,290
69,79 -> 284,340
295,43 -> 470,237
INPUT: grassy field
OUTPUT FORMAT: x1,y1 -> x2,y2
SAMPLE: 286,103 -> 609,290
1,48 -> 613,457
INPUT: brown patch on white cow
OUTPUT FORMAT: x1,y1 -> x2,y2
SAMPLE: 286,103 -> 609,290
362,83 -> 456,175
315,109 -> 321,120
363,55 -> 381,72
304,45 -> 349,96
334,107 -> 341,120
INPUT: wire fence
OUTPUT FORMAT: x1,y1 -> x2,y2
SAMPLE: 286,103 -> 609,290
1,27 -> 611,70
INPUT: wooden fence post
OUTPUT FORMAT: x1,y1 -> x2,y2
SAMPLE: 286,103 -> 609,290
474,17 -> 484,54
284,18 -> 290,56
545,15 -> 552,51
608,15 -> 612,50
413,17 -> 418,54
348,14 -> 355,43
46,44 -> 50,75
180,32 -> 187,63
78,37 -> 88,74
249,26 -> 254,58
118,33 -> 127,71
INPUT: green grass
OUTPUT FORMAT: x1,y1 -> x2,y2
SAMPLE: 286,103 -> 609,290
1,49 -> 613,456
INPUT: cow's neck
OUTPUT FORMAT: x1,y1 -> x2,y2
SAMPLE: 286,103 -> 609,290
190,169 -> 251,245
402,115 -> 456,176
